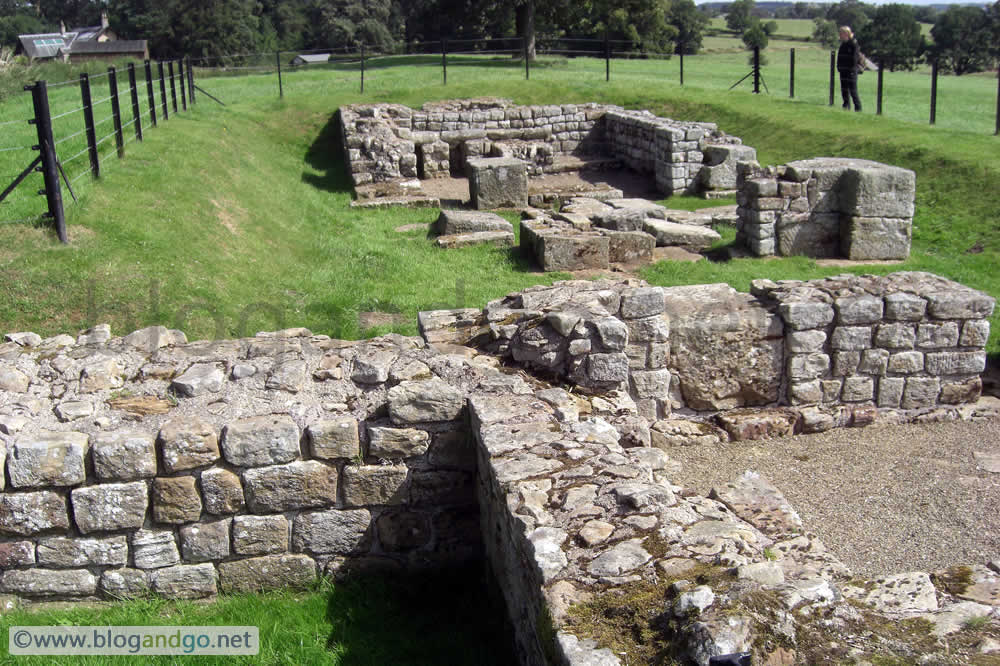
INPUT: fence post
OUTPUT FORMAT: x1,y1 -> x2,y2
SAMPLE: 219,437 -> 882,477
442,39 -> 447,85
168,61 -> 178,113
995,70 -> 999,136
108,67 -> 124,159
360,42 -> 365,94
876,63 -> 884,115
144,60 -> 157,127
276,51 -> 283,98
929,60 -> 938,125
829,50 -> 835,106
29,81 -> 67,244
127,63 -> 142,141
524,37 -> 529,80
79,73 -> 100,179
789,48 -> 795,98
753,47 -> 760,94
605,30 -> 610,82
179,59 -> 187,110
158,62 -> 168,120
187,57 -> 196,105
679,48 -> 684,86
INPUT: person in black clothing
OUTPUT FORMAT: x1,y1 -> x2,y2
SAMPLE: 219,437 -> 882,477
837,26 -> 863,111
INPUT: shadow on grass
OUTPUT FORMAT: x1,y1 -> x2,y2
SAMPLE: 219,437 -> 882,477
324,565 -> 517,666
303,112 -> 353,194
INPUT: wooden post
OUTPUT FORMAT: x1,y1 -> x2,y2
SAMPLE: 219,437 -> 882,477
144,60 -> 157,127
829,50 -> 835,106
127,63 -> 142,141
524,37 -> 529,80
29,81 -> 67,243
877,63 -> 884,115
79,73 -> 100,178
753,47 -> 760,94
442,39 -> 447,85
108,67 -> 124,158
187,57 -> 196,104
789,48 -> 795,98
158,61 -> 168,120
360,43 -> 365,94
995,70 -> 999,136
605,30 -> 610,82
168,61 -> 178,113
929,60 -> 938,125
679,50 -> 684,86
276,51 -> 283,98
179,59 -> 187,110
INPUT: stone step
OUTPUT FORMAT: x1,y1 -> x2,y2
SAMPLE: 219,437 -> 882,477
642,219 -> 721,250
436,210 -> 514,235
436,231 -> 515,249
696,204 -> 740,226
542,155 -> 622,174
662,209 -> 713,226
350,196 -> 440,209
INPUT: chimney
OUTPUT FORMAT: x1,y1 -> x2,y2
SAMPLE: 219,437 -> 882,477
60,20 -> 66,34
101,11 -> 109,29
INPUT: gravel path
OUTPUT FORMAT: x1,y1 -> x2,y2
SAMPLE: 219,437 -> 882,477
666,417 -> 1000,579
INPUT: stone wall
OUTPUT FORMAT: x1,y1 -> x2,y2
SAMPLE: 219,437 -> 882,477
0,328 -> 494,602
736,158 -> 916,260
339,99 -> 753,197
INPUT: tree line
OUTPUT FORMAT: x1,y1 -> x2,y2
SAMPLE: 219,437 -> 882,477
1,0 -> 712,60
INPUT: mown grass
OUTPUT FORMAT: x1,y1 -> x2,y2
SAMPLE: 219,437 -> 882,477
0,567 -> 516,665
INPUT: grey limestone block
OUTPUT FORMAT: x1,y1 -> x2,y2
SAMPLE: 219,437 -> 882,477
201,468 -> 245,515
158,418 -> 220,473
218,555 -> 316,594
243,460 -> 338,513
179,518 -> 231,562
292,508 -> 372,554
232,515 -> 288,556
0,491 -> 70,536
466,157 -> 528,209
150,563 -> 217,599
8,430 -> 88,488
221,415 -> 300,467
37,536 -> 128,568
72,482 -> 148,534
1,569 -> 97,598
92,430 -> 157,481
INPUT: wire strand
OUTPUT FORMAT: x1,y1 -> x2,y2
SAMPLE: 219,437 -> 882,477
61,147 -> 89,165
50,106 -> 87,121
0,145 -> 34,153
55,128 -> 88,145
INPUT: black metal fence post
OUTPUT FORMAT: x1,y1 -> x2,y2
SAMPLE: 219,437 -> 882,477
29,81 -> 67,243
524,37 -> 529,80
829,50 -> 835,106
679,49 -> 684,86
158,62 -> 168,120
442,39 -> 447,85
789,48 -> 795,98
108,67 -> 124,159
276,51 -> 283,98
360,42 -> 365,94
753,47 -> 760,94
79,73 -> 100,179
929,60 -> 938,125
187,57 -> 196,105
127,63 -> 142,141
144,60 -> 157,127
995,70 -> 999,136
876,63 -> 884,115
179,59 -> 187,110
168,61 -> 178,113
605,30 -> 610,82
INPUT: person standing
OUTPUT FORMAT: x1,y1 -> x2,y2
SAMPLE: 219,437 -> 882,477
837,26 -> 863,111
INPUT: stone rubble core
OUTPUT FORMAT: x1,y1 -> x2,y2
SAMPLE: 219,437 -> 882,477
735,157 -> 916,260
0,270 -> 996,665
338,98 -> 754,204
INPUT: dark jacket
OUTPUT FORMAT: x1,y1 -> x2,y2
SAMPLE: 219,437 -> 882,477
837,39 -> 862,78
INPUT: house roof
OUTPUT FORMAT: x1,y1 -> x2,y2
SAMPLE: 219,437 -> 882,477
65,40 -> 147,56
72,25 -> 111,42
293,53 -> 331,63
18,33 -> 76,60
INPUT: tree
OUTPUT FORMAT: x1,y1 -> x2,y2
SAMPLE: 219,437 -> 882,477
928,5 -> 992,75
825,0 -> 870,34
0,13 -> 50,48
811,17 -> 838,49
742,19 -> 767,51
667,0 -> 708,55
989,1 -> 1000,65
725,0 -> 754,34
857,4 -> 923,72
762,19 -> 778,36
913,6 -> 937,25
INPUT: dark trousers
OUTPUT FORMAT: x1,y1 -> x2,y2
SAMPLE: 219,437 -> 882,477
840,73 -> 861,111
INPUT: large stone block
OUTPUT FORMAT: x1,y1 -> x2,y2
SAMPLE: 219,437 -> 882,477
642,219 -> 720,250
8,430 -> 88,488
0,541 -> 34,567
92,430 -> 157,481
925,290 -> 996,320
839,164 -> 916,218
435,210 -> 514,235
466,157 -> 528,209
100,568 -> 149,599
341,465 -> 409,507
0,491 -> 70,536
243,461 -> 338,513
387,378 -> 465,424
367,426 -> 430,460
1,569 -> 97,598
925,351 -> 986,376
221,415 -> 300,467
293,508 -> 372,554
201,468 -> 245,515
232,515 -> 288,555
902,377 -> 940,409
152,476 -> 202,524
180,519 -> 231,562
131,529 -> 180,569
158,418 -> 220,473
150,563 -> 217,599
219,555 -> 316,593
307,418 -> 360,460
37,536 -> 128,567
842,217 -> 911,261
605,231 -> 655,264
537,233 -> 610,272
170,363 -> 225,397
72,482 -> 148,534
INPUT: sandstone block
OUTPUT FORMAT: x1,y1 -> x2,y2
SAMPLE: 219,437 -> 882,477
916,322 -> 960,348
787,353 -> 830,381
436,230 -> 514,249
243,460 -> 338,513
786,330 -> 826,353
0,541 -> 34,567
341,465 -> 409,507
307,418 -> 360,460
877,377 -> 905,408
605,230 -> 655,264
37,536 -> 128,567
833,351 -> 861,376
8,430 -> 88,488
887,351 -> 924,374
859,349 -> 890,375
367,426 -> 430,460
884,292 -> 927,321
92,430 -> 157,481
232,515 -> 288,555
0,491 -> 69,536
219,555 -> 316,593
902,377 -> 940,409
388,378 -> 465,424
79,358 -> 123,393
72,482 -> 148,533
778,301 -> 834,330
925,351 -> 986,376
466,157 -> 528,209
1,569 -> 97,598
221,415 -> 300,467
960,320 -> 990,347
642,219 -> 720,250
842,376 -> 874,402
776,213 -> 840,258
830,326 -> 872,351
131,529 -> 180,569
150,563 -> 217,599
265,359 -> 307,393
631,369 -> 672,399
170,363 -> 225,397
100,568 -> 149,599
201,468 -> 245,515
835,295 -> 883,325
842,216 -> 911,261
620,287 -> 665,319
875,323 -> 916,349
0,367 -> 29,393
537,234 -> 610,272
158,418 -> 219,473
435,210 -> 514,235
587,353 -> 629,383
293,508 -> 372,554
179,519 -> 231,562
926,290 -> 995,320
152,476 -> 202,524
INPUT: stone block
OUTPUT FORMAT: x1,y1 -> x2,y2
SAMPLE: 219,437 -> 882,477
409,470 -> 475,506
131,529 -> 180,569
0,367 -> 29,393
916,322 -> 960,348
221,415 -> 300,467
436,231 -> 514,249
537,233 -> 610,272
293,508 -> 372,554
150,563 -> 217,599
888,351 -> 924,374
787,353 -> 830,381
642,219 -> 720,250
787,330 -> 827,353
157,419 -> 219,473
387,378 -> 465,424
789,380 -> 822,405
821,379 -> 844,402
859,349 -> 890,375
875,323 -> 916,349
833,351 -> 861,376
940,377 -> 982,404
170,363 -> 225,397
842,217 -> 911,261
884,292 -> 926,321
341,465 -> 409,507
367,426 -> 430,460
925,291 -> 996,320
778,301 -> 834,330
877,377 -> 905,408
243,461 -> 338,513
0,491 -> 69,536
591,208 -> 646,232
307,418 -> 360,461
201,468 -> 245,515
92,430 -> 157,481
593,317 -> 629,350
631,369 -> 672,399
605,231 -> 655,264
437,209 -> 514,235
0,541 -> 34,567
830,326 -> 872,351
925,351 -> 986,376
72,482 -> 148,534
587,353 -> 629,383
232,515 -> 288,555
466,157 -> 528,209
37,536 -> 128,567
626,315 -> 669,344
100,568 -> 149,599
376,511 -> 431,552
777,213 -> 840,258
152,477 -> 202,524
79,358 -> 123,393
179,518 -> 231,562
960,320 -> 990,347
1,569 -> 97,598
842,376 -> 874,402
8,430 -> 88,488
219,555 -> 316,593
902,377 -> 940,409
839,165 -> 916,218
835,295 -> 883,325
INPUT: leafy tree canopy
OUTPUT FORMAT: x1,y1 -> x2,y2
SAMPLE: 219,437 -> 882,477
725,0 -> 754,33
929,5 -> 993,75
811,17 -> 838,49
857,3 -> 923,72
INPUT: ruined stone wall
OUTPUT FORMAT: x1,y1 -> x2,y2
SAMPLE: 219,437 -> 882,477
0,328 -> 490,602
